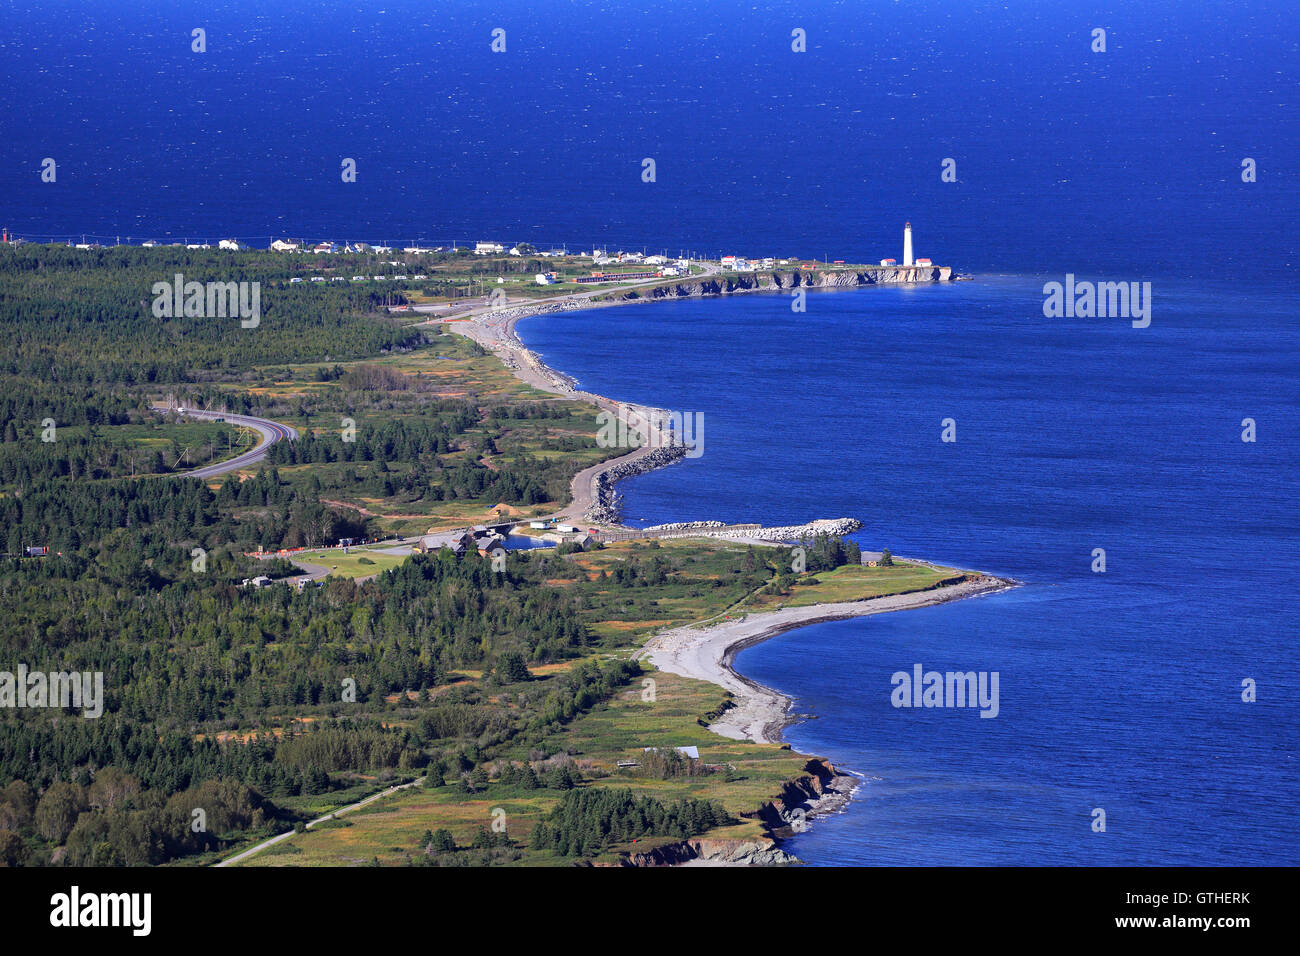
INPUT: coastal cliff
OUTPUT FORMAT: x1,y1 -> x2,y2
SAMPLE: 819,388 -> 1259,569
610,267 -> 952,302
747,757 -> 858,838
616,758 -> 857,866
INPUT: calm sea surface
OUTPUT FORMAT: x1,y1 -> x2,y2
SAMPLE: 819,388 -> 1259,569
519,278 -> 1300,865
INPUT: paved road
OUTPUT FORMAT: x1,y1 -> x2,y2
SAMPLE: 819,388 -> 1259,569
154,406 -> 298,479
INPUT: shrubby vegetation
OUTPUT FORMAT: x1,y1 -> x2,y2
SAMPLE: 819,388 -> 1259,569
529,788 -> 732,857
0,247 -> 868,868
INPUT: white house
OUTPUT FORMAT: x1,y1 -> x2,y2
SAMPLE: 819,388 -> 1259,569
475,241 -> 505,255
643,746 -> 700,760
218,239 -> 240,250
270,240 -> 300,252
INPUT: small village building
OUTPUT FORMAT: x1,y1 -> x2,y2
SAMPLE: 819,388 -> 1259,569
643,745 -> 700,759
478,540 -> 508,559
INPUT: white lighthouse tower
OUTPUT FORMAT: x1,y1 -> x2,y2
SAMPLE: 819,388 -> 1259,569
903,222 -> 914,267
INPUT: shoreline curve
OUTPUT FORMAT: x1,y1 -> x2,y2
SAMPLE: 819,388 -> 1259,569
644,575 -> 1017,746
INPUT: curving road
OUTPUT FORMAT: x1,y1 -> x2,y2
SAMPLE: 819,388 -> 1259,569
153,406 -> 297,479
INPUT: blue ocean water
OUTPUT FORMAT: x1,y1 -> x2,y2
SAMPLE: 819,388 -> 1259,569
519,279 -> 1300,865
1,0 -> 1296,864
1,1 -> 1295,276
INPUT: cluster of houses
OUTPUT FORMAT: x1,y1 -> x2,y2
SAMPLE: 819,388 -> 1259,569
537,252 -> 690,285
595,253 -> 689,276
240,574 -> 320,592
287,272 -> 429,285
475,242 -> 571,257
720,255 -> 785,272
269,240 -> 421,254
527,520 -> 597,548
416,521 -> 599,558
416,526 -> 509,559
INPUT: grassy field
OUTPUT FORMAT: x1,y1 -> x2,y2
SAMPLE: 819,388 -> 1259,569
754,561 -> 963,609
209,326 -> 625,537
236,669 -> 806,867
288,544 -> 412,579
230,544 -> 974,867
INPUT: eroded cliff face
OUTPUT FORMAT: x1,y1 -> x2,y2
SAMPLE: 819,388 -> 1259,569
616,267 -> 951,301
618,838 -> 797,867
749,758 -> 850,837
616,759 -> 856,866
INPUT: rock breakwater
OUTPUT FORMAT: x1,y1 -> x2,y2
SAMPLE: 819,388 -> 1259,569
585,443 -> 689,524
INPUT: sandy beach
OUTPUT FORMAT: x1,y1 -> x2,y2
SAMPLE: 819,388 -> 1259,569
433,299 -> 686,524
444,298 -> 1020,746
644,575 -> 1015,745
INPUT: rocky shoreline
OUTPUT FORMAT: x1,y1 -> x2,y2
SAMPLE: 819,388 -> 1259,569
692,517 -> 863,542
585,442 -> 689,524
618,758 -> 860,867
612,266 -> 953,302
